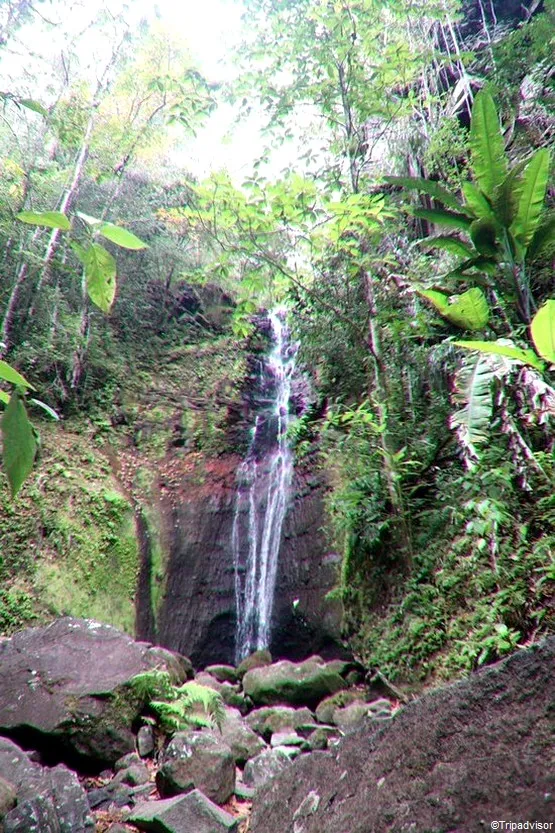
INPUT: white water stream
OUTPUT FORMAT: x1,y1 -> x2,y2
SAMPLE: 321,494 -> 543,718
232,309 -> 297,663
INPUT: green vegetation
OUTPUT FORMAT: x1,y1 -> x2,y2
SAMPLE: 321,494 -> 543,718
131,668 -> 226,733
0,0 -> 553,689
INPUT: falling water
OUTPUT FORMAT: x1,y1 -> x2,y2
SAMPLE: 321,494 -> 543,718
232,309 -> 297,663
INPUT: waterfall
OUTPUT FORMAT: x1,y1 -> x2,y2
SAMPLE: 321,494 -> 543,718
232,309 -> 297,663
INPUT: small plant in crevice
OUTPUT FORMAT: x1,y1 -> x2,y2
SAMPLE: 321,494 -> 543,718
130,668 -> 226,734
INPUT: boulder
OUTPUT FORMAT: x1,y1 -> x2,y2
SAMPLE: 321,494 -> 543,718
243,659 -> 346,707
137,725 -> 155,758
246,706 -> 315,740
0,776 -> 16,819
0,618 -> 189,765
157,731 -> 235,804
314,689 -> 366,724
236,650 -> 273,680
243,748 -> 293,790
215,707 -> 266,765
251,638 -> 555,833
332,703 -> 371,731
128,791 -> 238,833
305,726 -> 339,751
0,737 -> 93,833
270,731 -> 305,748
205,665 -> 238,684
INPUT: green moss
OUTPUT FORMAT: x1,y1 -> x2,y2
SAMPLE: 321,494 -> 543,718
35,486 -> 139,634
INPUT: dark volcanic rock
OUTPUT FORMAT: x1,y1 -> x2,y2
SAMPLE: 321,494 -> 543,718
0,737 -> 93,833
156,456 -> 343,665
157,731 -> 235,804
0,618 -> 188,765
251,638 -> 555,833
128,790 -> 238,833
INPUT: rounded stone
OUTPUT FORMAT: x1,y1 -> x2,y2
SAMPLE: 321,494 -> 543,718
157,731 -> 235,805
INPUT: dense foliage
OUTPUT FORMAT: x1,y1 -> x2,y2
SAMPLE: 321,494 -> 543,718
0,0 -> 553,685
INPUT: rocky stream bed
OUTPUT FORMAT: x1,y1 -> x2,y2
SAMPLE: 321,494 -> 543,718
0,618 -> 552,833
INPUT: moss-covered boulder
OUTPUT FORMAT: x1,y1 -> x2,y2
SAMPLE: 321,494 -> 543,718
0,618 -> 189,765
242,658 -> 346,708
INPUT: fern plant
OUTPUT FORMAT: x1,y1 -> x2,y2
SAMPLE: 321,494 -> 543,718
131,669 -> 226,734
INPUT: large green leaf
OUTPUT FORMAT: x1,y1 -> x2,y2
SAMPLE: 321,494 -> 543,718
1,389 -> 37,497
454,339 -> 545,370
420,287 -> 489,330
384,176 -> 464,212
493,159 -> 528,229
526,213 -> 555,263
420,236 -> 476,258
412,208 -> 473,231
0,360 -> 34,389
469,90 -> 508,199
98,223 -> 148,250
75,243 -> 117,313
17,210 -> 71,231
510,149 -> 551,250
530,300 -> 555,364
462,182 -> 495,221
450,354 -> 494,455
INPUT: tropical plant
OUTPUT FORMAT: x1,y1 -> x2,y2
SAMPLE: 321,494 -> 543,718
130,668 -> 226,733
386,89 -> 554,345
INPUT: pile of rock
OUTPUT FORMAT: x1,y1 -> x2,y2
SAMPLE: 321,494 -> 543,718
0,619 -> 393,833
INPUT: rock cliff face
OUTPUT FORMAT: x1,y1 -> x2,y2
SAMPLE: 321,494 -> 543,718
156,454 -> 342,667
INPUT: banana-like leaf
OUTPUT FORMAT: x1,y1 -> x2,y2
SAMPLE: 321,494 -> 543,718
510,149 -> 551,250
384,176 -> 465,212
470,218 -> 498,257
530,300 -> 555,364
454,339 -> 545,370
462,182 -> 495,220
420,287 -> 489,330
450,353 -> 496,459
412,208 -> 473,230
526,212 -> 555,263
469,90 -> 508,200
0,360 -> 34,389
420,236 -> 476,258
